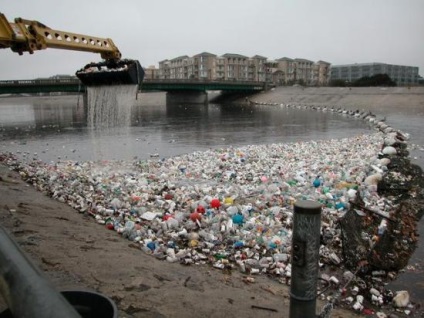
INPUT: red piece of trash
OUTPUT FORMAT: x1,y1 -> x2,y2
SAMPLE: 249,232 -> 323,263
210,198 -> 221,209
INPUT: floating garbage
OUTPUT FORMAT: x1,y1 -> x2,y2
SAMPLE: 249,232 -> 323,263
1,100 -> 423,317
393,290 -> 410,308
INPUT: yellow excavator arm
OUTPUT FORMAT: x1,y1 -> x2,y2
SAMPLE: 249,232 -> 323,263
0,13 -> 121,60
0,12 -> 144,86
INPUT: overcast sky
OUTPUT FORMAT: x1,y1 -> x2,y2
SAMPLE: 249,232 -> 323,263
1,0 -> 423,80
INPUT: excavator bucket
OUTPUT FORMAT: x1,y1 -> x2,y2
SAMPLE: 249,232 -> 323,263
75,59 -> 144,87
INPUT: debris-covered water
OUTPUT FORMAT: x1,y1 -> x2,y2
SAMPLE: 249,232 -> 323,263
0,93 -> 423,317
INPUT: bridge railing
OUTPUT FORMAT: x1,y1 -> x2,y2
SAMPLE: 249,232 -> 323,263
0,78 -> 267,95
0,78 -> 81,86
0,78 -> 266,86
142,78 -> 265,85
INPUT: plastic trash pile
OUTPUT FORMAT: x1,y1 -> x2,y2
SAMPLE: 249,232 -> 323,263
1,101 -> 418,316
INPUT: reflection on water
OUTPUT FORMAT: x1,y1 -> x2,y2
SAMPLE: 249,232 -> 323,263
0,104 -> 35,125
0,98 -> 84,131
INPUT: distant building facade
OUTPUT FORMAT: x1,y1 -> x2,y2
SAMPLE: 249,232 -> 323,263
156,52 -> 330,86
144,65 -> 159,80
330,63 -> 419,86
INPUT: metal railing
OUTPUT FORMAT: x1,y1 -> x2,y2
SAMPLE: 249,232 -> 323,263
0,225 -> 118,317
0,78 -> 267,86
0,78 -> 80,86
0,225 -> 81,317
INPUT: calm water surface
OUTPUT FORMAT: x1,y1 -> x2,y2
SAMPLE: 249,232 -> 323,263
0,94 -> 423,303
0,95 -> 374,162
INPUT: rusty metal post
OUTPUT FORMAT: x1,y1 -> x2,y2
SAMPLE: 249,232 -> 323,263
0,225 -> 81,318
289,200 -> 322,318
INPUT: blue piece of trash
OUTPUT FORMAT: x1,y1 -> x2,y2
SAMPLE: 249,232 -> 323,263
147,241 -> 156,251
313,178 -> 321,188
232,214 -> 244,224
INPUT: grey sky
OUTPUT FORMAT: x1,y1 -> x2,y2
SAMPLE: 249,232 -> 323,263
1,0 -> 423,80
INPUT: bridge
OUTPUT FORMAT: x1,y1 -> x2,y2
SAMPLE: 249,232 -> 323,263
0,78 -> 266,93
142,79 -> 266,103
0,78 -> 266,103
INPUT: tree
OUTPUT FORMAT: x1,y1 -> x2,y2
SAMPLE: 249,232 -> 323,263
329,79 -> 347,87
352,74 -> 396,87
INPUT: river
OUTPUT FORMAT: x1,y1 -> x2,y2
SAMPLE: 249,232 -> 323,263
0,87 -> 423,307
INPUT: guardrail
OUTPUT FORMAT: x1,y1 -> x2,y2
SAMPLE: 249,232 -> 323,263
0,78 -> 266,85
0,225 -> 118,317
0,225 -> 81,317
143,78 -> 265,84
0,78 -> 81,86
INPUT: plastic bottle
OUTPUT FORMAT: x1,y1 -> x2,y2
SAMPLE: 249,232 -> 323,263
378,219 -> 388,235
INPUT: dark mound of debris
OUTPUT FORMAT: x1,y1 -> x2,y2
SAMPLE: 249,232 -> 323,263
340,137 -> 423,272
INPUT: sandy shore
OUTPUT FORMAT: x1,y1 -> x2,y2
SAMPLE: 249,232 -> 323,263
248,86 -> 424,113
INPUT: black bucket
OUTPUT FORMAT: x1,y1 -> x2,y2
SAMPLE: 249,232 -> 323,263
61,290 -> 118,318
76,59 -> 144,87
0,290 -> 118,318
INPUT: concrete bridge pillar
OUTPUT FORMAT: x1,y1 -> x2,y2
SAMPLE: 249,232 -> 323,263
166,91 -> 208,105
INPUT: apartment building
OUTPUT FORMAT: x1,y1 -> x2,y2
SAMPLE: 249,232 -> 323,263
313,61 -> 331,86
157,52 -> 331,86
249,55 -> 267,82
221,53 -> 249,80
144,65 -> 159,80
330,63 -> 419,86
264,60 -> 280,84
158,59 -> 171,79
193,52 -> 217,79
276,57 -> 295,83
293,58 -> 314,84
271,58 -> 330,85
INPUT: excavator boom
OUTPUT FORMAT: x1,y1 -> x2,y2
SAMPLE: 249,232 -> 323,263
0,12 -> 144,86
